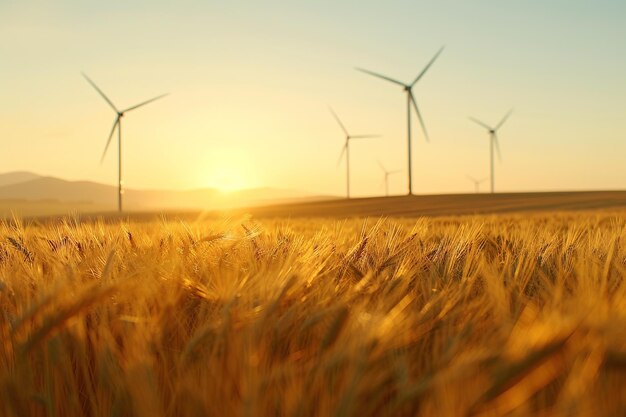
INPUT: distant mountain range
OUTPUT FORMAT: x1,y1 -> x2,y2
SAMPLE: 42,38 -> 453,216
0,172 -> 334,214
0,171 -> 42,187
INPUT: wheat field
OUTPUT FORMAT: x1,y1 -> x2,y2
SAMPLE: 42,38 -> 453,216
1,211 -> 625,416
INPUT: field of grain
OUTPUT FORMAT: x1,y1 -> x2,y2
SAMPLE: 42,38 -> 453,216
1,211 -> 625,416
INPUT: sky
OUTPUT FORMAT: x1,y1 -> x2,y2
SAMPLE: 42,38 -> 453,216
1,0 -> 625,197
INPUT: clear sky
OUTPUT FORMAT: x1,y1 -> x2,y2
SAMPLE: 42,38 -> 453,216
1,0 -> 625,196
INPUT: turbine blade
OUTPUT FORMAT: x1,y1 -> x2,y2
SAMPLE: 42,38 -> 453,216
336,143 -> 347,167
82,72 -> 119,113
410,93 -> 429,141
355,67 -> 406,87
493,133 -> 502,162
495,108 -> 513,131
123,93 -> 169,113
389,170 -> 401,174
377,160 -> 386,172
466,175 -> 477,182
349,134 -> 381,139
469,117 -> 492,130
100,116 -> 120,164
411,46 -> 445,86
329,106 -> 349,136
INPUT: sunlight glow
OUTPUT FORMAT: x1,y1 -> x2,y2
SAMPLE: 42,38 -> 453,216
205,151 -> 253,192
212,170 -> 249,192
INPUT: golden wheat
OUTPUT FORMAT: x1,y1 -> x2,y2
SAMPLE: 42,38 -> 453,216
0,212 -> 625,416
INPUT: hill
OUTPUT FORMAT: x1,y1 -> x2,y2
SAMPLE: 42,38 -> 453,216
0,172 -> 334,217
0,171 -> 42,187
21,190 -> 626,224
239,191 -> 626,218
0,177 -> 117,205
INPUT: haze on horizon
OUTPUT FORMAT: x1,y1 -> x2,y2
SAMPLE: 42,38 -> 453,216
1,0 -> 625,197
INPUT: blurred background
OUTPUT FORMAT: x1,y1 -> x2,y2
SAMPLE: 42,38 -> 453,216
1,0 -> 625,198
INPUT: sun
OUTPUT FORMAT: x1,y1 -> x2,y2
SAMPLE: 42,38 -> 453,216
199,146 -> 257,192
208,165 -> 250,193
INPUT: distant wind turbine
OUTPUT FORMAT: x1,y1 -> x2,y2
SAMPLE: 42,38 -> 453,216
356,46 -> 444,195
82,73 -> 168,212
330,107 -> 380,199
466,175 -> 488,194
469,109 -> 513,194
378,161 -> 401,197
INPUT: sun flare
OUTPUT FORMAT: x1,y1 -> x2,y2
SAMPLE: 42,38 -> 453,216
207,164 -> 250,193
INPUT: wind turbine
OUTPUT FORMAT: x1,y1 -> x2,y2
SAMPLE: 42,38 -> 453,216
356,46 -> 444,195
466,175 -> 488,194
330,107 -> 380,199
82,73 -> 168,212
378,161 -> 401,197
469,109 -> 513,194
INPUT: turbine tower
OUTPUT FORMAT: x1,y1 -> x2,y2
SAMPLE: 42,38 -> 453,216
356,46 -> 444,195
378,161 -> 401,197
466,175 -> 488,194
469,109 -> 513,193
330,107 -> 379,199
82,73 -> 168,212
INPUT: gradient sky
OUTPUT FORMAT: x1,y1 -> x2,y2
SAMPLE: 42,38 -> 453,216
1,0 -> 625,196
